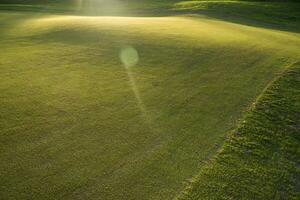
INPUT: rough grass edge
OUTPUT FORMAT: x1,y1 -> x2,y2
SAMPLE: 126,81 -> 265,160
175,61 -> 300,200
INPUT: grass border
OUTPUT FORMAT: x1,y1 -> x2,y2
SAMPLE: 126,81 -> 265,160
176,61 -> 300,200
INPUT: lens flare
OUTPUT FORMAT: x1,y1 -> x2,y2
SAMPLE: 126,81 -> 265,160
120,46 -> 139,68
120,46 -> 152,125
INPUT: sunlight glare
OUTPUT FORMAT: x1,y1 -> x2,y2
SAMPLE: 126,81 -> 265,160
120,46 -> 139,68
80,0 -> 126,15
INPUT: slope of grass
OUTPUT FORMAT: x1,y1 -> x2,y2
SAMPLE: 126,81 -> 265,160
1,1 -> 300,200
0,0 -> 299,31
177,61 -> 300,200
173,0 -> 300,33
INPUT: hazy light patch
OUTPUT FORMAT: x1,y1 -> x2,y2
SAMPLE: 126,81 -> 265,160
120,46 -> 153,125
80,0 -> 126,15
125,67 -> 147,117
120,46 -> 139,68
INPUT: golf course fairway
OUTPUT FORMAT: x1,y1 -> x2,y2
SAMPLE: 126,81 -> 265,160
0,2 -> 300,199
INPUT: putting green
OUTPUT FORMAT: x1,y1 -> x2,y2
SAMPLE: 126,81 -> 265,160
1,11 -> 300,200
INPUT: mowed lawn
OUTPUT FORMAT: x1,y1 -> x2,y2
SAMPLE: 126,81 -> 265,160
1,10 -> 300,200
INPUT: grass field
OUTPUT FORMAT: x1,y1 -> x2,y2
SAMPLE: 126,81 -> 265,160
177,61 -> 300,200
0,1 -> 300,200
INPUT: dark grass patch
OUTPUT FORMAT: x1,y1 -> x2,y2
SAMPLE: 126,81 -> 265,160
177,62 -> 300,199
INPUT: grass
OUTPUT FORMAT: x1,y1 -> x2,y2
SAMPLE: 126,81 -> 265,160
0,1 -> 300,200
177,61 -> 300,200
173,0 -> 300,33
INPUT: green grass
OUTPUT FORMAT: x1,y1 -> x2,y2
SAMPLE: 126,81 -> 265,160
0,1 -> 300,200
177,61 -> 300,200
173,1 -> 300,33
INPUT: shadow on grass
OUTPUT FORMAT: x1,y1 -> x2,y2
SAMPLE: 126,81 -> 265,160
173,1 -> 300,34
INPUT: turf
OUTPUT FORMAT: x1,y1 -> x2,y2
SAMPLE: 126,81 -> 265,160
173,0 -> 300,33
0,1 -> 300,200
177,61 -> 300,200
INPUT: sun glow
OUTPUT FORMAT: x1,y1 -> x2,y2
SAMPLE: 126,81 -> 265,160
78,0 -> 127,15
120,46 -> 152,124
120,46 -> 139,68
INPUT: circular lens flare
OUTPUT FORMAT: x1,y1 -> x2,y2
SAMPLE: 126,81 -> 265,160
120,46 -> 139,68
